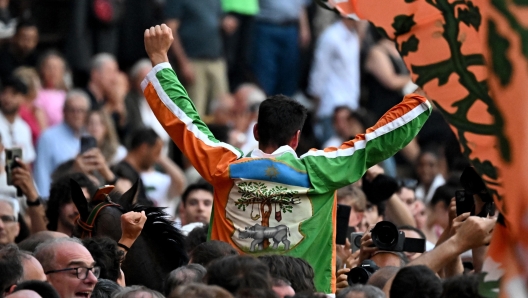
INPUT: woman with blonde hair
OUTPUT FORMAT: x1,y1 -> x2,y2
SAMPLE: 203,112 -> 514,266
13,67 -> 48,144
86,109 -> 127,164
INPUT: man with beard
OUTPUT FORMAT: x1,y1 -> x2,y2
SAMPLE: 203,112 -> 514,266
46,173 -> 97,236
0,75 -> 35,164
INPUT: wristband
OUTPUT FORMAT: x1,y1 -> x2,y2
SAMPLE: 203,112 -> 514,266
27,197 -> 42,206
117,242 -> 130,252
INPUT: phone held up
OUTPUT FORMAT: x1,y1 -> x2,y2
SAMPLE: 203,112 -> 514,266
80,135 -> 97,154
5,148 -> 23,196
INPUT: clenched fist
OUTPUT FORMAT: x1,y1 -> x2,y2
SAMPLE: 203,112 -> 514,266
120,211 -> 147,246
144,24 -> 174,66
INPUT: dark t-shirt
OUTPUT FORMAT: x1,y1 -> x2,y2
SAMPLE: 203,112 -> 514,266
165,0 -> 223,59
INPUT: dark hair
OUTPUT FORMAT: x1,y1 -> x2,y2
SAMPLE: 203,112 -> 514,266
390,265 -> 442,298
337,284 -> 385,298
257,255 -> 316,294
333,106 -> 353,120
0,245 -> 24,295
128,128 -> 159,151
92,279 -> 121,298
430,183 -> 457,209
208,124 -> 230,143
168,283 -> 234,298
13,280 -> 60,298
398,225 -> 426,240
441,274 -> 483,298
257,95 -> 307,148
205,255 -> 272,295
3,75 -> 28,95
181,182 -> 214,205
113,285 -> 164,298
15,18 -> 37,33
46,173 -> 97,231
164,264 -> 207,296
82,237 -> 124,282
190,240 -> 238,267
185,224 -> 209,254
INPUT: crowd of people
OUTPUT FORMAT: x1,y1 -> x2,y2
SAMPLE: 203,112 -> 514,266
0,0 -> 498,297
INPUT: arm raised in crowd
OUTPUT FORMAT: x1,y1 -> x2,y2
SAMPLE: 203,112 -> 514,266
300,94 -> 431,192
142,25 -> 242,184
411,214 -> 495,272
11,158 -> 47,234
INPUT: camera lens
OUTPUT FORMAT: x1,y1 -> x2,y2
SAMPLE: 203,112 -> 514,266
376,225 -> 396,245
347,267 -> 370,285
353,235 -> 362,248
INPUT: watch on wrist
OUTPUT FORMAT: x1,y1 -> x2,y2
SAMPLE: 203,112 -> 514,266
27,196 -> 42,206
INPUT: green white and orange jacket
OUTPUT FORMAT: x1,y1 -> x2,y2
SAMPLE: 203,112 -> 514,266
142,62 -> 431,293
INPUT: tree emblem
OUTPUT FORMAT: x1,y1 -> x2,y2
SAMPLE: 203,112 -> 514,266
234,181 -> 301,249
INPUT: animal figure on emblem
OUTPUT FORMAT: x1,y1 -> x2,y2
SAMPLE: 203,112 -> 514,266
238,224 -> 291,252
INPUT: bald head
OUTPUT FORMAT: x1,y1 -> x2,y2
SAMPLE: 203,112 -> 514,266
8,290 -> 42,298
18,230 -> 69,253
234,83 -> 265,113
20,253 -> 47,282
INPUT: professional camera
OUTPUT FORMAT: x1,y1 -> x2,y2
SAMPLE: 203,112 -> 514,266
347,260 -> 379,285
371,221 -> 425,253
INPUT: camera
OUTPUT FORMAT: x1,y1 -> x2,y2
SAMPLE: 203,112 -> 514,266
347,260 -> 379,285
371,221 -> 425,253
350,232 -> 363,253
5,148 -> 23,196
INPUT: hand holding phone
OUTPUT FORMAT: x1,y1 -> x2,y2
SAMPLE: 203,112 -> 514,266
80,135 -> 97,154
455,190 -> 474,216
5,148 -> 23,196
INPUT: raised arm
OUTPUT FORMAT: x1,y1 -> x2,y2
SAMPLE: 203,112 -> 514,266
142,25 -> 242,183
301,93 -> 431,191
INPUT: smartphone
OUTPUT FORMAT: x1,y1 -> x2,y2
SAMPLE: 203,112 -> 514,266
80,135 -> 97,154
5,148 -> 23,196
350,232 -> 364,253
455,190 -> 474,216
336,204 -> 352,245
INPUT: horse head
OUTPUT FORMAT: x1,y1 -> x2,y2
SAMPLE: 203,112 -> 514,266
71,179 -> 187,292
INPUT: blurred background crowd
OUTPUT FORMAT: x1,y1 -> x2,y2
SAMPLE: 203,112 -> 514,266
0,0 -> 482,297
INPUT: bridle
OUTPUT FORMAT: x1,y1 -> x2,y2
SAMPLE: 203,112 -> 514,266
76,199 -> 120,239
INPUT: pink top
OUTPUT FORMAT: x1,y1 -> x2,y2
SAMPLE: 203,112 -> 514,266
35,89 -> 66,126
19,104 -> 41,145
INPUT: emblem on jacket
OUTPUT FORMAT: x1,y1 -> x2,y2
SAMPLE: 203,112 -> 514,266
227,180 -> 312,253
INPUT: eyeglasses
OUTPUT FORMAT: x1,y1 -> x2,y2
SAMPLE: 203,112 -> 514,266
0,215 -> 16,223
45,266 -> 101,280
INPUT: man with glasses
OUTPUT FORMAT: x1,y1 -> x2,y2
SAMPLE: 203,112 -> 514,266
34,90 -> 91,197
0,197 -> 20,245
35,237 -> 98,298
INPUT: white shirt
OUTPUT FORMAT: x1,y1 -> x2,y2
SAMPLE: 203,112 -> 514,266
141,170 -> 171,209
308,21 -> 361,118
241,120 -> 258,155
0,113 -> 36,163
323,136 -> 344,148
416,174 -> 446,204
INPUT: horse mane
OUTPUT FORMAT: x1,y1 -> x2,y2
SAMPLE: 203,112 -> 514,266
128,204 -> 189,268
